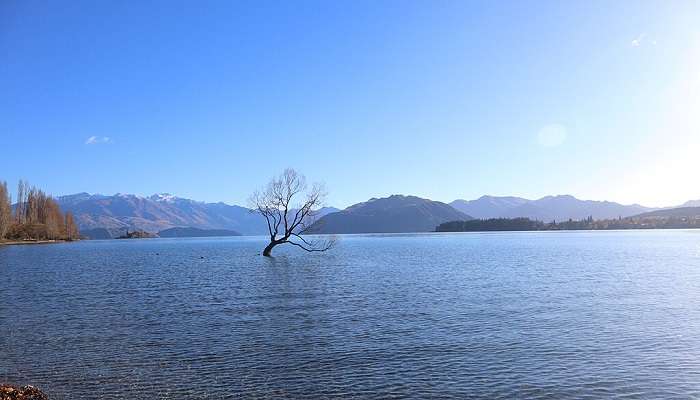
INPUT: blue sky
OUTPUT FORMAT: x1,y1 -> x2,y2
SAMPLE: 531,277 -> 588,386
1,0 -> 699,208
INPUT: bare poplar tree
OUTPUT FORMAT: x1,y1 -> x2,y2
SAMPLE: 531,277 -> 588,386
65,212 -> 79,241
15,180 -> 27,224
44,197 -> 60,239
0,181 -> 11,239
27,186 -> 39,224
250,168 -> 335,257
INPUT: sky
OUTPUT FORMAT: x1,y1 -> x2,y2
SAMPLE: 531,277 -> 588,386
1,0 -> 699,209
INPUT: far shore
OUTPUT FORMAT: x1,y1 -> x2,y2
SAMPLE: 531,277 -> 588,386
0,239 -> 72,246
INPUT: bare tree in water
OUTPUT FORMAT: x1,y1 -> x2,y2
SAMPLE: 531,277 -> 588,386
250,168 -> 335,257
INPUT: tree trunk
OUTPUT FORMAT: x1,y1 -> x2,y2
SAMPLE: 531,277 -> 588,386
262,241 -> 277,257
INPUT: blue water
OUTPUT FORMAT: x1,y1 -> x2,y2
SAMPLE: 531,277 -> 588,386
2,231 -> 700,399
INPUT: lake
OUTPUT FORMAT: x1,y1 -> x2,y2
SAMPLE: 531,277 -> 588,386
2,231 -> 700,399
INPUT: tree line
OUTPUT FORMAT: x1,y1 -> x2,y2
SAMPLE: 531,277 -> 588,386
436,215 -> 700,232
0,180 -> 79,241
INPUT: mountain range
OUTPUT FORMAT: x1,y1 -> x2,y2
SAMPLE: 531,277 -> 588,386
56,192 -> 338,238
55,191 -> 698,237
450,195 -> 652,221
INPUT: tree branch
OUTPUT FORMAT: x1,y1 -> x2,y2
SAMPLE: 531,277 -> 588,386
286,239 -> 334,253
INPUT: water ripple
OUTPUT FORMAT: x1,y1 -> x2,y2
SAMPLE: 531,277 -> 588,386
1,231 -> 700,398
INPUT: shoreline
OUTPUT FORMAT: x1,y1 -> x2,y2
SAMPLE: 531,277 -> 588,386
0,239 -> 70,246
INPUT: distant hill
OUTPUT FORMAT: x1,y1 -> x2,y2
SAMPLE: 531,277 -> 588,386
631,207 -> 700,219
80,228 -> 114,240
450,195 -> 652,221
311,195 -> 472,234
450,196 -> 529,218
57,193 -> 339,236
158,227 -> 241,238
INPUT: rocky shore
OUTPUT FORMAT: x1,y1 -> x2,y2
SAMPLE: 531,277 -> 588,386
0,385 -> 48,400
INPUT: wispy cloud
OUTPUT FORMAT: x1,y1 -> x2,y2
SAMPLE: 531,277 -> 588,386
631,33 -> 646,47
85,136 -> 112,145
631,33 -> 656,47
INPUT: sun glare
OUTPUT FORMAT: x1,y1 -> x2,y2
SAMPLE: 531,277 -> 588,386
614,37 -> 700,207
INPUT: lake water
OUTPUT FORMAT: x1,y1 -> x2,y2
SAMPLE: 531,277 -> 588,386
2,231 -> 700,399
